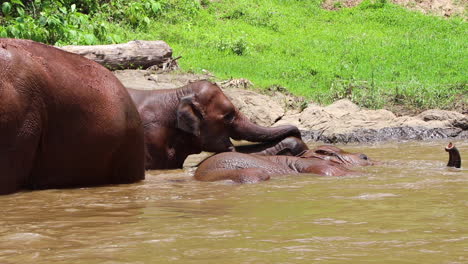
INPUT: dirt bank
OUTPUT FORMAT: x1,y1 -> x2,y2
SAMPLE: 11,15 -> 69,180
114,70 -> 467,143
322,0 -> 466,18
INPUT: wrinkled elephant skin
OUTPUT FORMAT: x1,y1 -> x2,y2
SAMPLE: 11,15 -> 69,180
128,81 -> 304,170
194,145 -> 374,183
0,39 -> 145,195
300,145 -> 375,166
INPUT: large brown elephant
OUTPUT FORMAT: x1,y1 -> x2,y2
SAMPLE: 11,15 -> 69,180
194,145 -> 375,183
0,38 -> 145,195
127,81 -> 306,169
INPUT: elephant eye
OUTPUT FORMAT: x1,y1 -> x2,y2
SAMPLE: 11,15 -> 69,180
315,150 -> 333,156
359,154 -> 368,160
224,112 -> 235,123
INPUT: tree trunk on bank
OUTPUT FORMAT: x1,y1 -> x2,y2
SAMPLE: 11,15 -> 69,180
59,40 -> 174,70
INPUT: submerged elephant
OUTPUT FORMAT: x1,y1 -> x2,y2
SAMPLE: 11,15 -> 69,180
194,145 -> 375,183
0,38 -> 145,195
128,81 -> 306,169
445,142 -> 461,168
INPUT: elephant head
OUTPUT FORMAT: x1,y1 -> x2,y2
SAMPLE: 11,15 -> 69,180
176,81 -> 301,153
300,145 -> 375,166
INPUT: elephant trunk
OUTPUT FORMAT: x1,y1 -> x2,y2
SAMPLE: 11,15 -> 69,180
445,142 -> 461,168
230,112 -> 302,142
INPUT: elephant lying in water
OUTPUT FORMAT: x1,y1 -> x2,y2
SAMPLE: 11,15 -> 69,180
128,81 -> 307,170
0,38 -> 145,194
195,144 -> 375,183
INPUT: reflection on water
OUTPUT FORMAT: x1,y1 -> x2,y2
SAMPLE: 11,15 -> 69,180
1,140 -> 467,264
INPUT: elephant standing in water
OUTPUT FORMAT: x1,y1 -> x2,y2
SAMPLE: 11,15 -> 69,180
0,38 -> 145,195
127,80 -> 307,169
195,145 -> 375,183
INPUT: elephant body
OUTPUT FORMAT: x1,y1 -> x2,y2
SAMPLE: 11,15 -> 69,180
195,145 -> 374,183
0,38 -> 145,194
128,81 -> 306,170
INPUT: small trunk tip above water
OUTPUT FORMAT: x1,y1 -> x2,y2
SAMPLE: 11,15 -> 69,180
445,142 -> 461,168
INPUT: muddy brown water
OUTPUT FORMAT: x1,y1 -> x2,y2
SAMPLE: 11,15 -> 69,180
1,141 -> 466,264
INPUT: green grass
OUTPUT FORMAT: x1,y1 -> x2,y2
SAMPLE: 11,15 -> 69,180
2,0 -> 467,110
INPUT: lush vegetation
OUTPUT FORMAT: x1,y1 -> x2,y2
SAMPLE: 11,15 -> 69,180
1,0 -> 466,110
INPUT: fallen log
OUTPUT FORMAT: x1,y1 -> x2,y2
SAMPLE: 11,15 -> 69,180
59,40 -> 174,70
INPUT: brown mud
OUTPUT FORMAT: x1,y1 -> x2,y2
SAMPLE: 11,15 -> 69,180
114,70 -> 467,143
322,0 -> 466,18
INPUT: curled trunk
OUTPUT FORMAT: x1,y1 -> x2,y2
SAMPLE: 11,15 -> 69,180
230,112 -> 301,142
445,142 -> 461,168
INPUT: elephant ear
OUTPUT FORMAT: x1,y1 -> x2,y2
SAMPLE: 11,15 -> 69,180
177,95 -> 202,136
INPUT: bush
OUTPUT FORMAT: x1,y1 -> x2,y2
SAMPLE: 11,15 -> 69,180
0,0 -> 199,44
215,36 -> 250,56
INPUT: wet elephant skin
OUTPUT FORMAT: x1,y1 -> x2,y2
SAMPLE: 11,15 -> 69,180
194,145 -> 374,183
128,81 -> 305,170
0,38 -> 145,195
445,142 -> 461,168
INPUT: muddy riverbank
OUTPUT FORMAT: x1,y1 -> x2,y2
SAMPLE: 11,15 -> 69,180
114,70 -> 467,143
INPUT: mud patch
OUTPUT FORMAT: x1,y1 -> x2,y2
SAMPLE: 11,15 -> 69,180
322,0 -> 466,18
301,126 -> 467,143
322,0 -> 363,10
113,70 -> 467,143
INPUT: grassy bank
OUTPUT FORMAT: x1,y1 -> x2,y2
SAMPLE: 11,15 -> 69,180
1,0 -> 466,111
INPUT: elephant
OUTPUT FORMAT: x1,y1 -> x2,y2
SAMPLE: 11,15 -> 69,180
194,145 -> 375,183
0,38 -> 145,195
445,142 -> 461,168
127,80 -> 306,170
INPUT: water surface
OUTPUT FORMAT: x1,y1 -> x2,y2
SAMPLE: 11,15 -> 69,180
1,140 -> 466,264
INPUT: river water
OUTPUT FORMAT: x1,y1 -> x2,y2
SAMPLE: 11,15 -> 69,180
1,140 -> 466,264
